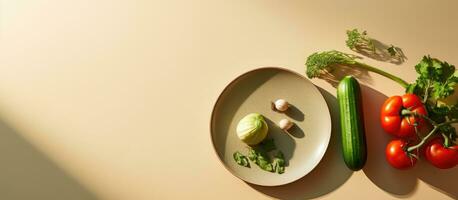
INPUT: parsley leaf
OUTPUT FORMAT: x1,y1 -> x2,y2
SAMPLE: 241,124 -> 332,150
439,124 -> 457,142
427,104 -> 450,123
448,102 -> 458,120
406,55 -> 458,142
407,55 -> 457,101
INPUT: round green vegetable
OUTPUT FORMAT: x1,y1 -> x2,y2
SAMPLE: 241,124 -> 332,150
236,113 -> 268,145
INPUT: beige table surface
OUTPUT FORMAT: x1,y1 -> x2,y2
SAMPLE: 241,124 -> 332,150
0,1 -> 457,199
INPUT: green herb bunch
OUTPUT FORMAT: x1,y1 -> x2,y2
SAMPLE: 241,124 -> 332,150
407,56 -> 458,142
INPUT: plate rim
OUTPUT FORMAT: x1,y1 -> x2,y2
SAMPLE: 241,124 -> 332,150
209,66 -> 332,186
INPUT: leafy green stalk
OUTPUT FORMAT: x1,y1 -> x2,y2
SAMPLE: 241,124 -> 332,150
305,50 -> 409,88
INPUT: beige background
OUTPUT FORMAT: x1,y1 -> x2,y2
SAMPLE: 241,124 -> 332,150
0,0 -> 457,199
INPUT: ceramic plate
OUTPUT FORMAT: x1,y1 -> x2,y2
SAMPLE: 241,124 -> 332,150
210,67 -> 332,186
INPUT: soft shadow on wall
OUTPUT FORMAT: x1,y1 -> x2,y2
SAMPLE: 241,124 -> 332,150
0,118 -> 99,200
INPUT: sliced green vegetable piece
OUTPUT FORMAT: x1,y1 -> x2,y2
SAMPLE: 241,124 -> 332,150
233,151 -> 250,168
272,151 -> 285,174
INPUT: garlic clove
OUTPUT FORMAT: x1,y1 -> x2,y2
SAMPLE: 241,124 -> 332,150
273,99 -> 290,112
279,118 -> 294,131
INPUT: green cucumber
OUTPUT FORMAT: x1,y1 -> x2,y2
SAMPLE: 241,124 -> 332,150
337,76 -> 367,171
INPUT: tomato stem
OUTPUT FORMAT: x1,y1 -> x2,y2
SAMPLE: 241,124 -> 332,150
406,119 -> 458,152
401,110 -> 436,126
441,133 -> 450,147
422,80 -> 431,103
407,126 -> 438,152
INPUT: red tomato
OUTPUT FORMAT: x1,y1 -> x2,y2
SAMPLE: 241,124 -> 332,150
424,137 -> 458,169
380,94 -> 427,138
386,139 -> 417,169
